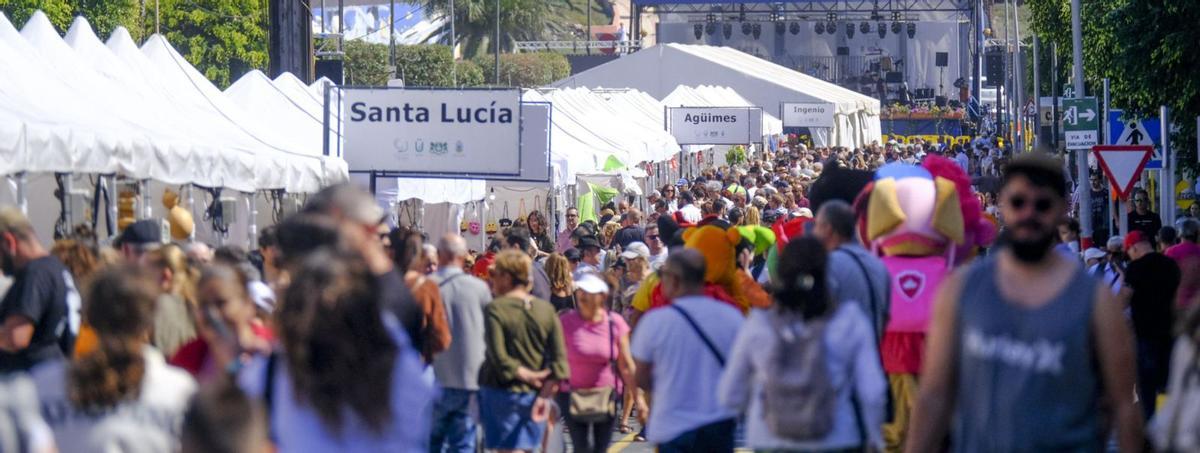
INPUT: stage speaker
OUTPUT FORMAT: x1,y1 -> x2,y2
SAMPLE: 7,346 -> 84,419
935,95 -> 948,107
837,46 -> 850,56
948,99 -> 962,108
935,52 -> 948,67
984,53 -> 1004,87
316,59 -> 344,85
885,71 -> 903,83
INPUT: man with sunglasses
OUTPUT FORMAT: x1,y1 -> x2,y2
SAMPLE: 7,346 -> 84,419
644,224 -> 668,270
907,153 -> 1142,452
1087,173 -> 1111,246
1128,188 -> 1162,247
556,207 -> 580,253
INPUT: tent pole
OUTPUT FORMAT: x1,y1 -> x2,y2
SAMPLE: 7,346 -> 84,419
16,173 -> 28,216
247,192 -> 258,248
186,184 -> 195,241
143,180 -> 153,219
108,176 -> 119,239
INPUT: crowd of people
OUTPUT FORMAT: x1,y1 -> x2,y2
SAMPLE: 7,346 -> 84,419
0,136 -> 1198,453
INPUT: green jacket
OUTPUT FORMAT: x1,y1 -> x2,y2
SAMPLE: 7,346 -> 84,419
479,295 -> 570,393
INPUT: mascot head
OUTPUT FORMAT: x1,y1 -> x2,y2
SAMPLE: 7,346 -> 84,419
855,161 -> 965,257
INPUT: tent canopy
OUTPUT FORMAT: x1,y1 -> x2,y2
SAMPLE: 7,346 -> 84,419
553,43 -> 882,148
0,11 -> 346,193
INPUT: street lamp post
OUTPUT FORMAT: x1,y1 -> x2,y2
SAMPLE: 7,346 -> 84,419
1071,0 -> 1092,247
494,0 -> 501,84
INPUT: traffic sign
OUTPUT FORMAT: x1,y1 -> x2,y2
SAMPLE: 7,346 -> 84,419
1063,98 -> 1098,150
1108,110 -> 1162,168
1092,145 -> 1153,199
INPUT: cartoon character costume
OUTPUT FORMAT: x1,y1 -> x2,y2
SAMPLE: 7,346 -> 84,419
854,156 -> 994,452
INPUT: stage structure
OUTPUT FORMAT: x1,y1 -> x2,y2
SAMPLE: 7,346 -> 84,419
635,0 -> 982,111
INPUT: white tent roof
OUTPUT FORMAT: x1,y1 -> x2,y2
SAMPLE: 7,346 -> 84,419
0,11 -> 345,193
525,88 -> 680,175
554,43 -> 879,116
661,85 -> 784,137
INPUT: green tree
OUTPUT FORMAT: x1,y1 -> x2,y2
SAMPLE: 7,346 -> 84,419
477,52 -> 570,88
76,0 -> 142,41
0,0 -> 73,30
1027,0 -> 1199,177
422,0 -> 550,59
343,40 -> 485,87
148,0 -> 268,88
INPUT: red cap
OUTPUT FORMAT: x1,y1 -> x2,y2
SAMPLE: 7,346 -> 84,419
1124,230 -> 1148,251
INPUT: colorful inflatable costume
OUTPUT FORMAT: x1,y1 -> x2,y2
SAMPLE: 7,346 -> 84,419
630,225 -> 751,315
854,156 -> 994,451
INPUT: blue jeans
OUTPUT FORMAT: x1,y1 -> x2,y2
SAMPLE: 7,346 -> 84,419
429,388 -> 477,453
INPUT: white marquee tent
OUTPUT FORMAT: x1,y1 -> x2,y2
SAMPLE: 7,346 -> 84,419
0,12 -> 345,194
553,43 -> 882,148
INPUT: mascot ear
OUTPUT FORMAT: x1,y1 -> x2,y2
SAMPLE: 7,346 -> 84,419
725,228 -> 742,246
932,176 -> 966,245
866,178 -> 906,241
681,226 -> 698,242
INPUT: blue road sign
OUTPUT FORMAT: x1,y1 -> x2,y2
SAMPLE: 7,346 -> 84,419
1108,110 -> 1162,168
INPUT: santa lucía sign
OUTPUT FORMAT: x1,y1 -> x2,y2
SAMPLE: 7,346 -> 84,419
340,87 -> 523,178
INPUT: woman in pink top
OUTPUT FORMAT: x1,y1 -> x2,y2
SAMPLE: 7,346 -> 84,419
556,273 -> 640,453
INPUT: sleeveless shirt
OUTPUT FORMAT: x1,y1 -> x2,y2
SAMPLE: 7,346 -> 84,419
953,256 -> 1105,452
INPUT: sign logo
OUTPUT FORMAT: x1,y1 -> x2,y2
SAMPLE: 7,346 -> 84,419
897,270 -> 926,300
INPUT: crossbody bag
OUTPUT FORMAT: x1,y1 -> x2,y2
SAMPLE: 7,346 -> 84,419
568,312 -> 619,423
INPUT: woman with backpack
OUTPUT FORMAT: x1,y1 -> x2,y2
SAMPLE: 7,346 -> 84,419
717,237 -> 886,451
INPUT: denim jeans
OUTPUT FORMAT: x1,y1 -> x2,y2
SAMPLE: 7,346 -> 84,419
429,388 -> 476,453
657,418 -> 736,453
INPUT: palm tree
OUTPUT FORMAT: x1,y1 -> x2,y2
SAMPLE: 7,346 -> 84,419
419,0 -> 550,59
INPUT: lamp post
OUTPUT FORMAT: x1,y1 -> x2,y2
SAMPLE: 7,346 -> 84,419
494,0 -> 501,84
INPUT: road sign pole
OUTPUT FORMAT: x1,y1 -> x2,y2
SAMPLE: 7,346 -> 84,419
1071,0 -> 1091,248
1162,105 -> 1173,226
1032,36 -> 1041,149
1103,78 -> 1112,234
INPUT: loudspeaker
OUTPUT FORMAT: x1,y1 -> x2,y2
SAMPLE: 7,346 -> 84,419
935,52 -> 948,67
984,53 -> 1004,87
935,95 -> 948,107
885,71 -> 903,83
837,46 -> 850,56
316,59 -> 344,85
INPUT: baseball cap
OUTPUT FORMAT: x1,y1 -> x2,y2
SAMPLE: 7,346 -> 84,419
577,235 -> 601,250
563,248 -> 582,262
248,280 -> 276,313
1082,247 -> 1107,262
116,219 -> 163,248
1106,235 -> 1124,251
1124,231 -> 1149,251
574,273 -> 609,294
620,242 -> 651,261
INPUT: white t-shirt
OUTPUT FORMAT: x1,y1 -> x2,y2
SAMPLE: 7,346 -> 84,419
238,316 -> 434,452
630,296 -> 743,443
32,346 -> 196,453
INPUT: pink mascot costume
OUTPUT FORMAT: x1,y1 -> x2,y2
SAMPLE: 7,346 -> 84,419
853,156 -> 995,451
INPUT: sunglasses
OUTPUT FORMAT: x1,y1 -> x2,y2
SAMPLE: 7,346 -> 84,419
1007,195 -> 1054,213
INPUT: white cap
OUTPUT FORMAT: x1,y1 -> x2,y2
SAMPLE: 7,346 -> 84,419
248,281 -> 276,313
1106,236 -> 1124,251
1082,247 -> 1107,261
574,273 -> 609,294
620,242 -> 651,260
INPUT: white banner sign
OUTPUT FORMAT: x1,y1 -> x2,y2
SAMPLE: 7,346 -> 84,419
667,107 -> 761,145
781,102 -> 835,128
342,88 -> 521,176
